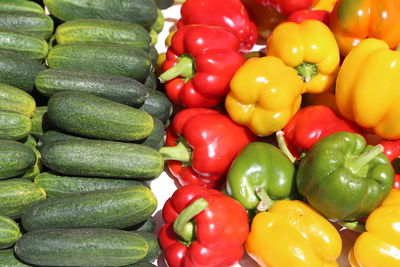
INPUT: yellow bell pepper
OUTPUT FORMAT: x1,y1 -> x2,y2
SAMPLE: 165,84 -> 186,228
266,20 -> 340,94
312,0 -> 338,12
225,56 -> 303,136
302,91 -> 340,114
349,189 -> 400,267
336,38 -> 400,140
246,200 -> 342,267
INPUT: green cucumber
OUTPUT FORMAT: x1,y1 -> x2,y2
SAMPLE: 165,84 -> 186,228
21,185 -> 157,231
0,11 -> 54,40
137,89 -> 173,124
143,72 -> 158,90
47,92 -> 153,141
155,0 -> 175,9
0,50 -> 46,93
20,145 -> 42,181
34,172 -> 147,197
0,179 -> 46,219
14,228 -> 149,267
0,83 -> 36,117
0,140 -> 37,180
0,249 -> 30,267
0,0 -> 44,13
151,9 -> 164,34
55,19 -> 151,51
0,27 -> 48,59
0,215 -> 21,249
30,106 -> 49,138
135,232 -> 160,263
138,116 -> 166,150
47,43 -> 152,82
35,69 -> 149,106
149,45 -> 159,67
0,110 -> 31,140
126,217 -> 155,233
41,139 -> 164,179
44,0 -> 158,28
37,130 -> 85,151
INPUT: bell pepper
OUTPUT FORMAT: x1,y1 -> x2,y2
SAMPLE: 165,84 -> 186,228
266,20 -> 340,94
177,0 -> 258,53
255,0 -> 314,16
225,56 -> 304,137
287,9 -> 331,25
281,105 -> 364,159
159,24 -> 245,108
297,131 -> 394,222
302,91 -> 339,114
349,189 -> 400,267
159,185 -> 249,267
380,139 -> 400,189
246,200 -> 342,267
335,38 -> 400,140
330,0 -> 400,56
313,0 -> 337,12
159,108 -> 257,188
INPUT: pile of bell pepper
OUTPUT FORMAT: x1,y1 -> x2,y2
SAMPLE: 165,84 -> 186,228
156,0 -> 400,266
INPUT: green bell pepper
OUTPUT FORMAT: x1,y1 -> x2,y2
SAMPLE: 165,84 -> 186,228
296,131 -> 394,222
226,142 -> 298,213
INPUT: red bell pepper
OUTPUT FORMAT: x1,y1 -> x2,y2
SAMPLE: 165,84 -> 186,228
159,25 -> 245,108
159,185 -> 249,267
159,108 -> 257,188
177,0 -> 258,52
255,0 -> 314,16
287,9 -> 330,25
380,139 -> 400,189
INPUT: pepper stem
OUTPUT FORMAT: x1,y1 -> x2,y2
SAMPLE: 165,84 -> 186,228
295,62 -> 318,82
159,55 -> 195,82
338,221 -> 366,233
347,144 -> 384,174
159,139 -> 191,163
255,186 -> 275,212
173,198 -> 208,243
276,131 -> 297,163
396,44 -> 400,52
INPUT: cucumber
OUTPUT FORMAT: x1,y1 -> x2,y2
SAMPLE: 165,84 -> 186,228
0,11 -> 54,40
0,50 -> 46,93
21,185 -> 157,231
0,0 -> 44,13
0,179 -> 46,219
154,0 -> 174,9
126,262 -> 156,267
138,116 -> 166,150
47,43 -> 152,82
143,72 -> 158,90
0,27 -> 48,59
41,139 -> 164,179
149,45 -> 159,67
35,69 -> 149,106
0,215 -> 21,249
135,232 -> 160,263
151,9 -> 164,34
37,130 -> 85,151
137,89 -> 173,124
30,106 -> 49,138
44,0 -> 158,28
47,92 -> 154,142
14,228 -> 149,267
0,249 -> 30,267
55,19 -> 151,51
34,172 -> 147,197
20,136 -> 42,181
126,217 -> 155,233
0,110 -> 31,141
0,140 -> 37,180
0,83 -> 36,117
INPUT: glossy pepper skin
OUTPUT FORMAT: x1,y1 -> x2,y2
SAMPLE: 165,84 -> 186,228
159,185 -> 249,267
160,25 -> 245,108
287,9 -> 331,25
266,20 -> 340,94
225,56 -> 303,137
178,0 -> 258,53
246,200 -> 342,267
330,0 -> 400,56
160,108 -> 257,188
349,189 -> 400,266
335,38 -> 400,140
255,0 -> 313,16
297,131 -> 394,221
381,139 -> 400,189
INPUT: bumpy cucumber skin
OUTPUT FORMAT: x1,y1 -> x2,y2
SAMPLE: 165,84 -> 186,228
30,106 -> 48,138
0,83 -> 36,117
0,110 -> 31,140
0,215 -> 21,249
137,89 -> 173,124
0,140 -> 36,180
21,185 -> 157,231
0,249 -> 30,267
138,116 -> 166,150
37,130 -> 85,151
154,0 -> 174,9
126,216 -> 156,233
0,0 -> 44,13
135,232 -> 160,263
14,228 -> 149,267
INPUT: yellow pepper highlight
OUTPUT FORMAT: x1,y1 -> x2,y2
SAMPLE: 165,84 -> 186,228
267,20 -> 340,94
336,38 -> 400,140
349,189 -> 400,267
225,56 -> 303,136
313,0 -> 338,12
246,200 -> 342,267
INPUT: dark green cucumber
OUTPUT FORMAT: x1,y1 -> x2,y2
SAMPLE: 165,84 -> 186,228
0,249 -> 30,267
34,172 -> 147,197
20,136 -> 42,181
30,106 -> 49,138
37,130 -> 85,151
149,45 -> 159,67
21,185 -> 157,231
0,50 -> 46,93
0,110 -> 31,141
0,140 -> 37,180
14,228 -> 149,267
143,72 -> 158,90
135,232 -> 160,263
47,92 -> 154,141
0,0 -> 44,13
0,179 -> 46,219
126,217 -> 156,233
137,89 -> 173,124
55,19 -> 151,51
0,27 -> 48,59
0,11 -> 54,40
41,139 -> 164,179
0,215 -> 21,249
47,43 -> 152,82
138,116 -> 166,150
0,83 -> 36,117
155,0 -> 175,9
35,69 -> 149,106
44,0 -> 158,28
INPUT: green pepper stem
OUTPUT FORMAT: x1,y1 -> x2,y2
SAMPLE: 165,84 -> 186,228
295,62 -> 318,82
159,56 -> 195,82
173,198 -> 208,243
255,186 -> 275,212
276,131 -> 297,163
396,44 -> 400,52
159,139 -> 191,163
338,221 -> 366,233
347,144 -> 384,174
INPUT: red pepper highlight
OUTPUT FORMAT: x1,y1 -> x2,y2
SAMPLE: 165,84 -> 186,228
255,0 -> 314,16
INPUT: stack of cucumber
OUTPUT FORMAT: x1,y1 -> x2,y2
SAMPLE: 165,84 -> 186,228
0,0 -> 175,266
